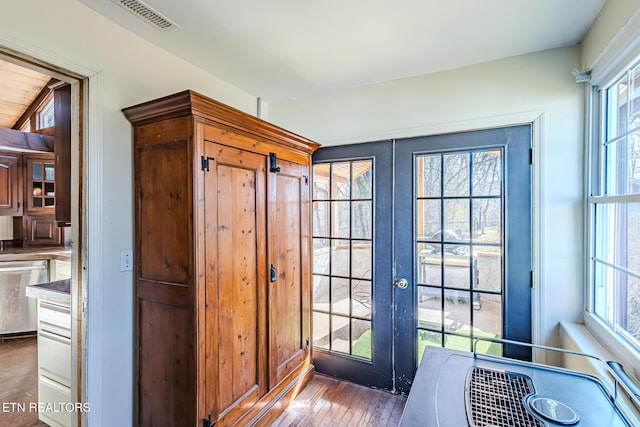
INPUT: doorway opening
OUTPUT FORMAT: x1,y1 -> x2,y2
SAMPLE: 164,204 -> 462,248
0,48 -> 86,427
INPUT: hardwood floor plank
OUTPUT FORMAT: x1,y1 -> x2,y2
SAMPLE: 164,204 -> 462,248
358,385 -> 395,426
310,377 -> 350,426
272,374 -> 406,427
0,336 -> 47,427
389,397 -> 408,425
371,391 -> 403,426
276,375 -> 333,426
338,381 -> 371,426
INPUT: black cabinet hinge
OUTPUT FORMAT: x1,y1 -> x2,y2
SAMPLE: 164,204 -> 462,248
270,264 -> 277,283
303,175 -> 309,185
306,337 -> 310,348
269,152 -> 281,173
203,414 -> 214,427
201,156 -> 215,172
529,148 -> 533,165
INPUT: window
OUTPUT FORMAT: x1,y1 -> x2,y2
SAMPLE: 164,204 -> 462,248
37,96 -> 55,129
590,60 -> 640,351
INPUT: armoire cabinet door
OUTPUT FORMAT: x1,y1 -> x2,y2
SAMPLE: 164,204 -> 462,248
203,141 -> 268,426
268,158 -> 311,387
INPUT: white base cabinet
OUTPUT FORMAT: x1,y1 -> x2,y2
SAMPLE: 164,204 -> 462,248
37,300 -> 71,427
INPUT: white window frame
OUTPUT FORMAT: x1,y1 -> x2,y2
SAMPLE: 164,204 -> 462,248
585,10 -> 640,378
37,95 -> 55,129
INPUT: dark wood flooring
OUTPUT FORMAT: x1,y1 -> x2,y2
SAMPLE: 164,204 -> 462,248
272,374 -> 407,426
0,336 -> 47,427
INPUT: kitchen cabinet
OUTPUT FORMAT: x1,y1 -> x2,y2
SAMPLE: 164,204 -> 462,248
49,257 -> 71,281
0,150 -> 23,216
37,298 -> 72,427
13,214 -> 63,246
11,152 -> 66,247
26,277 -> 72,427
123,91 -> 319,427
25,153 -> 56,213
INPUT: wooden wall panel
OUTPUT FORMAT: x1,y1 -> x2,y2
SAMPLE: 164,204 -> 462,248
0,59 -> 50,128
138,142 -> 191,285
138,298 -> 195,427
134,117 -> 192,149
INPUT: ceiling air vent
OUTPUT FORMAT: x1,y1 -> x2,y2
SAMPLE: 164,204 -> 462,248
111,0 -> 178,31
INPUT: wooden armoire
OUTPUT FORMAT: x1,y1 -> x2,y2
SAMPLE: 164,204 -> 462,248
123,91 -> 319,427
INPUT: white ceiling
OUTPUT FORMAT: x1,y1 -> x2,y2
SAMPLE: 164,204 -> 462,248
78,0 -> 606,102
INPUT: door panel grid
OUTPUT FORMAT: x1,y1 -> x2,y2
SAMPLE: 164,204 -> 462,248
415,149 -> 504,364
312,160 -> 374,360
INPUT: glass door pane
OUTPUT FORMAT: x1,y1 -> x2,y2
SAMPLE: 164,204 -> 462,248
312,159 -> 374,360
29,158 -> 56,210
415,149 -> 504,364
311,141 -> 394,390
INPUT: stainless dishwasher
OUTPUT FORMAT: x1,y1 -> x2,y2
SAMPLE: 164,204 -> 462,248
0,260 -> 49,335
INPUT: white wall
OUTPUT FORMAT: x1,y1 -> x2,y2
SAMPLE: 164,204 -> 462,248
269,46 -> 586,356
580,0 -> 640,70
0,1 -> 258,425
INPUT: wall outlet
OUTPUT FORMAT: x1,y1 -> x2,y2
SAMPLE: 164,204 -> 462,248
120,250 -> 133,272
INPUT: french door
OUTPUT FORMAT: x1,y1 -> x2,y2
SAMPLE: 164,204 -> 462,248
312,141 -> 394,389
311,126 -> 532,393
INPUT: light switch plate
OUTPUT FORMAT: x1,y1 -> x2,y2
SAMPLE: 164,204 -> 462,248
120,250 -> 133,272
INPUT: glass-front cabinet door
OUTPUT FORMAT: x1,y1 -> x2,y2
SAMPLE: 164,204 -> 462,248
26,155 -> 55,212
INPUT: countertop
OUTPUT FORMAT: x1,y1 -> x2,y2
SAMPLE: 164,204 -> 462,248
26,279 -> 71,306
0,246 -> 72,262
